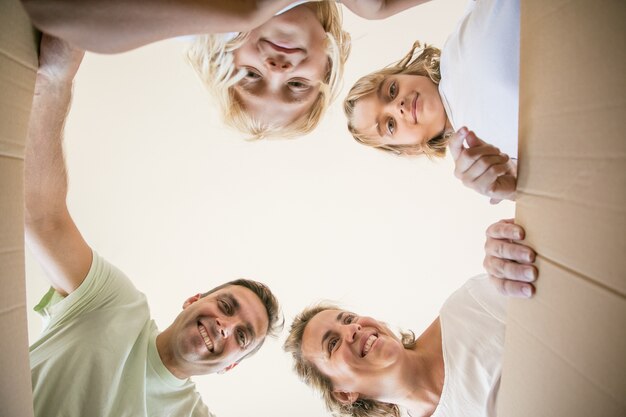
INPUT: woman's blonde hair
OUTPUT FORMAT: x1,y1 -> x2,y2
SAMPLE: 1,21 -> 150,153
284,303 -> 417,417
187,3 -> 351,139
344,41 -> 449,158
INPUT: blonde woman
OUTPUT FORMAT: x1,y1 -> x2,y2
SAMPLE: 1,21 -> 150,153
344,0 -> 520,203
186,2 -> 351,139
284,218 -> 539,417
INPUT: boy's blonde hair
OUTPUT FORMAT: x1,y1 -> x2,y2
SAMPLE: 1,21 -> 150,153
188,3 -> 351,139
344,41 -> 449,158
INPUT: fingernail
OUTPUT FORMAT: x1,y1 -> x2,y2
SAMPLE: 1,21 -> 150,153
522,286 -> 533,298
459,127 -> 468,136
525,268 -> 536,281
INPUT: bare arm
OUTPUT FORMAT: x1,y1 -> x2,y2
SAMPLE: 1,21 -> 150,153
25,35 -> 91,296
21,0 -> 300,53
340,0 -> 433,19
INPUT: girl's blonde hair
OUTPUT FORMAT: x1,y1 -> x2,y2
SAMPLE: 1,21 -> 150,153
187,3 -> 351,139
284,303 -> 417,417
344,41 -> 449,158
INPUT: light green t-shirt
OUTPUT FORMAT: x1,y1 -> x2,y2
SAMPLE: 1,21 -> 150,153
29,251 -> 213,417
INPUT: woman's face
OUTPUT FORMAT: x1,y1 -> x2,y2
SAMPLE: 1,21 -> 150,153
232,4 -> 329,127
351,74 -> 447,150
301,309 -> 405,400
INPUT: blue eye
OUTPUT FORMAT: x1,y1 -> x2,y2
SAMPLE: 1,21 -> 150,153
243,67 -> 261,80
287,79 -> 310,91
387,118 -> 396,135
389,81 -> 398,99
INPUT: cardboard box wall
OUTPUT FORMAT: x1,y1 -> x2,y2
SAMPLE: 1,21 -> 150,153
498,0 -> 626,416
1,0 -> 624,417
0,0 -> 37,416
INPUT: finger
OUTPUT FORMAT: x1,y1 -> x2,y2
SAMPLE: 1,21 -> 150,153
489,275 -> 535,298
486,219 -> 524,240
485,238 -> 536,264
473,164 -> 513,197
465,130 -> 487,147
454,144 -> 503,175
447,127 -> 468,160
484,255 -> 538,282
488,174 -> 517,201
461,155 -> 510,186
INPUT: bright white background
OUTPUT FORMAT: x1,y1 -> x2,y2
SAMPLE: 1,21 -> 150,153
26,1 -> 515,416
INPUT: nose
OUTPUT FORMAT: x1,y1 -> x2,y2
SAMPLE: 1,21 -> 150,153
264,55 -> 294,72
215,318 -> 232,339
393,97 -> 410,119
343,322 -> 362,343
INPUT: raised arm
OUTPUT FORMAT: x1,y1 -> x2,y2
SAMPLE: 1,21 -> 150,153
24,35 -> 91,296
21,0 -> 301,53
340,0 -> 433,19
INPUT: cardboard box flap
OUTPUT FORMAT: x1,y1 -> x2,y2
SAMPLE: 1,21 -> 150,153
0,0 -> 38,416
499,0 -> 626,416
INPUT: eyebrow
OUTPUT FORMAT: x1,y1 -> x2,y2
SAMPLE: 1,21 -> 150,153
320,311 -> 346,356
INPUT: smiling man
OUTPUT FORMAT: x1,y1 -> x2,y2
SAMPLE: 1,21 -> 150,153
26,35 -> 282,417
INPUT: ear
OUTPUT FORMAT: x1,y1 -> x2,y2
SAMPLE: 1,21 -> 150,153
182,293 -> 202,309
331,390 -> 359,405
218,362 -> 239,375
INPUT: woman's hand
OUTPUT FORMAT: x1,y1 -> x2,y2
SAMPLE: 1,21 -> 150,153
448,127 -> 517,204
484,219 -> 538,298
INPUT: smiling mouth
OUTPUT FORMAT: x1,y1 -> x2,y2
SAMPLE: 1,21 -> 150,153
361,334 -> 378,357
198,323 -> 214,353
411,94 -> 419,124
262,39 -> 304,54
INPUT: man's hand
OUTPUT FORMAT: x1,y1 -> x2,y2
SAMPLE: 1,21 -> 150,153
37,34 -> 85,88
448,127 -> 517,204
484,219 -> 538,298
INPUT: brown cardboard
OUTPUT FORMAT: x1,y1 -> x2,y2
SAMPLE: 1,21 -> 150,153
499,0 -> 626,416
0,0 -> 38,415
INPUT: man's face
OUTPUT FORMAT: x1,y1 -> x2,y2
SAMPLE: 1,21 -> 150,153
169,285 -> 269,375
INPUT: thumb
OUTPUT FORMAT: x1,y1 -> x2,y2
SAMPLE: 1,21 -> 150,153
465,130 -> 486,148
447,127 -> 468,160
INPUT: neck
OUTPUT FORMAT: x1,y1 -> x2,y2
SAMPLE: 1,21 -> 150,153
386,318 -> 445,417
156,327 -> 189,379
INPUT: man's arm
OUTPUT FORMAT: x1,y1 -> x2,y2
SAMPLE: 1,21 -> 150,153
21,0 -> 300,53
448,127 -> 517,204
483,219 -> 538,298
340,0 -> 433,19
25,35 -> 91,296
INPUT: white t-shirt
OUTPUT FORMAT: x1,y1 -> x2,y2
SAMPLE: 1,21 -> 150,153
439,0 -> 520,158
30,251 -> 213,417
430,275 -> 507,417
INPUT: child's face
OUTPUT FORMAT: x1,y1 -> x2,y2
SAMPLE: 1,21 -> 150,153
232,4 -> 329,128
351,75 -> 448,150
